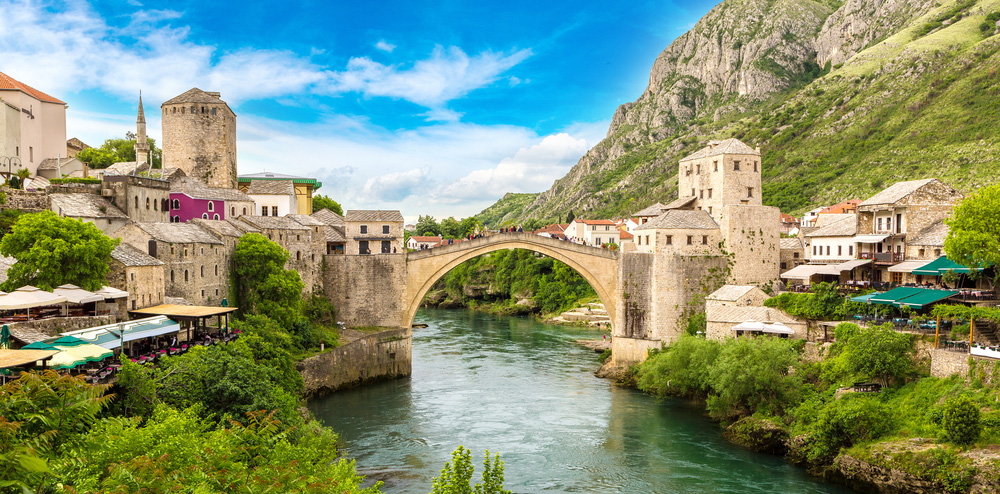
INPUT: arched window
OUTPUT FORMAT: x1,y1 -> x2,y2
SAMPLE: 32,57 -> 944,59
201,266 -> 204,277
134,196 -> 139,209
173,216 -> 180,223
170,270 -> 175,282
202,213 -> 208,219
153,200 -> 158,211
296,251 -> 301,260
231,207 -> 235,217
173,199 -> 180,209
184,270 -> 189,282
146,197 -> 150,210
213,214 -> 220,220
190,106 -> 196,113
242,207 -> 247,215
215,265 -> 218,276
181,107 -> 185,114
207,201 -> 214,211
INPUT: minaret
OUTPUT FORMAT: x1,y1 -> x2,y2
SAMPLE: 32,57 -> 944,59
135,92 -> 150,167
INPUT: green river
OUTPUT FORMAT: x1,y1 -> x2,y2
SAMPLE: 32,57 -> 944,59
308,308 -> 855,493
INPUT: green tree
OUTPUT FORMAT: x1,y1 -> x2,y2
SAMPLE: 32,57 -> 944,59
429,446 -> 510,494
312,195 -> 343,215
566,210 -> 575,224
416,215 -> 441,236
707,337 -> 802,418
76,135 -> 162,169
637,336 -> 721,397
945,183 -> 1000,288
231,233 -> 303,326
841,323 -> 915,386
459,217 -> 480,237
941,395 -> 981,446
0,211 -> 119,291
809,395 -> 895,459
440,217 -> 462,239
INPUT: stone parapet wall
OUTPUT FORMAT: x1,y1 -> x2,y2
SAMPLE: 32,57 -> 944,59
2,187 -> 48,211
297,328 -> 411,396
930,349 -> 970,378
47,183 -> 102,195
10,315 -> 117,342
325,254 -> 406,328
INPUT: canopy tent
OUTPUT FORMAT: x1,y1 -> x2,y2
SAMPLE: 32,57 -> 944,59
780,264 -> 841,280
897,289 -> 959,309
912,256 -> 980,276
0,286 -> 67,310
869,287 -> 926,305
92,286 -> 129,300
834,259 -> 872,272
851,292 -> 881,303
761,322 -> 795,335
888,260 -> 932,273
853,234 -> 891,244
61,316 -> 180,350
52,284 -> 105,304
23,335 -> 113,369
732,321 -> 767,331
732,320 -> 795,335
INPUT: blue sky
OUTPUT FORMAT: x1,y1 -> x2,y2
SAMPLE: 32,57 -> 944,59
0,0 -> 717,221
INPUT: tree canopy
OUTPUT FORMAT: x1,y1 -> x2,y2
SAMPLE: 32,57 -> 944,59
413,215 -> 480,239
0,211 -> 118,291
945,182 -> 1000,287
76,133 -> 162,169
312,195 -> 343,215
231,233 -> 303,326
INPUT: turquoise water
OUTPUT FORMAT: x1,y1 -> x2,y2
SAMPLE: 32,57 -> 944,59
308,309 -> 854,493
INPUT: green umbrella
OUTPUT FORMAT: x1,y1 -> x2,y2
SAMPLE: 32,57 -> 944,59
0,325 -> 9,349
52,335 -> 88,346
22,341 -> 59,351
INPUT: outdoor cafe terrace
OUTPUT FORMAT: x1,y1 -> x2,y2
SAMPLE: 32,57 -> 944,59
0,284 -> 128,323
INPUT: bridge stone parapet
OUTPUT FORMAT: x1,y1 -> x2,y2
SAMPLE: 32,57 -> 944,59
407,233 -> 619,261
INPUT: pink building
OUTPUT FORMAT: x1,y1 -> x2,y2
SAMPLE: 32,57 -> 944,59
168,177 -> 255,223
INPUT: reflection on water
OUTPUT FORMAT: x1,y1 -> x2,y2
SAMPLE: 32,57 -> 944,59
308,309 -> 853,494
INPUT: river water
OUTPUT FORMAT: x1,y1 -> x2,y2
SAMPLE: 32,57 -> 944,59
308,308 -> 854,494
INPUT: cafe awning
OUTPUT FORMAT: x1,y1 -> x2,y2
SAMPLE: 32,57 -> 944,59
780,264 -> 841,280
869,287 -> 925,305
93,286 -> 129,300
888,260 -> 931,273
61,316 -> 181,350
853,234 -> 891,243
23,335 -> 113,369
912,256 -> 979,276
851,292 -> 881,303
0,286 -> 68,310
733,321 -> 767,331
52,284 -> 104,304
834,259 -> 872,272
897,289 -> 960,309
0,349 -> 58,369
762,322 -> 795,335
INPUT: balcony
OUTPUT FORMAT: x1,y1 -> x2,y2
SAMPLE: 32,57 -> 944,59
858,252 -> 905,263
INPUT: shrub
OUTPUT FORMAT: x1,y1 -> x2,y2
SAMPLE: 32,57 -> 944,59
941,396 -> 981,446
809,395 -> 895,459
636,336 -> 721,397
841,323 -> 915,386
707,337 -> 802,418
834,322 -> 860,344
49,177 -> 101,185
430,446 -> 510,494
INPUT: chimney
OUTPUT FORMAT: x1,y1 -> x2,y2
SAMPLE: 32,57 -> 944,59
207,92 -> 221,98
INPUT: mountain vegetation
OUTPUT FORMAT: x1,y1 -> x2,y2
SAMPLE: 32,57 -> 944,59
478,0 -> 1000,224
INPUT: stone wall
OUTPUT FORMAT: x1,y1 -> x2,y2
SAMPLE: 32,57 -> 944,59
930,349 -> 970,378
9,315 -> 116,344
103,175 -> 170,223
161,101 -> 237,189
324,253 -> 406,328
297,328 -> 411,396
108,260 -> 166,312
721,204 -> 780,288
2,188 -> 47,211
47,183 -> 102,195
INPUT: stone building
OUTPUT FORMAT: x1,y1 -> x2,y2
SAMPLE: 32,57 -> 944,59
36,157 -> 86,179
344,210 -> 404,255
238,172 -> 322,215
705,304 -> 809,341
804,214 -> 857,264
705,285 -> 768,308
238,215 -> 323,291
160,88 -> 237,189
0,71 -> 66,176
66,137 -> 89,158
115,222 -> 228,305
245,179 -> 297,217
48,193 -> 129,235
311,208 -> 346,254
169,176 -> 254,222
102,174 -> 171,223
779,237 -> 805,273
108,243 -> 165,312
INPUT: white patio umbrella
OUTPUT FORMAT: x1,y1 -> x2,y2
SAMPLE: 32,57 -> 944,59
92,286 -> 129,300
53,284 -> 105,304
761,322 -> 795,335
0,286 -> 68,310
732,320 -> 767,332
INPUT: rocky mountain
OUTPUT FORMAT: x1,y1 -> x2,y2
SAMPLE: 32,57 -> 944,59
478,0 -> 1000,225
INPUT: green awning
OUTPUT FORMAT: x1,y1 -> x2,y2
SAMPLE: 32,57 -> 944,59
22,341 -> 60,351
911,256 -> 979,276
897,289 -> 960,309
851,292 -> 881,303
52,335 -> 89,346
869,287 -> 925,305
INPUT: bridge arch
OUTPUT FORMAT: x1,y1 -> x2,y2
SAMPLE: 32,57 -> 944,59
404,233 -> 619,330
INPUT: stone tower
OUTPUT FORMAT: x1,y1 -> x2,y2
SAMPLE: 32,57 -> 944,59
135,92 -> 150,167
160,88 -> 237,189
676,138 -> 762,225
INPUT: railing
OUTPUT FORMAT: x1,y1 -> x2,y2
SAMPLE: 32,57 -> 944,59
858,252 -> 904,262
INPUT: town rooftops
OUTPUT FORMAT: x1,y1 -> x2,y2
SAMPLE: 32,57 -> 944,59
172,177 -> 253,202
111,243 -> 165,267
162,88 -> 229,107
0,71 -> 66,105
533,224 -> 568,235
680,138 -> 759,161
819,199 -> 861,214
49,193 -> 128,219
410,235 -> 443,243
859,179 -> 938,206
133,222 -> 224,245
287,214 -> 326,227
909,220 -> 949,247
805,215 -> 857,237
633,203 -> 668,217
326,228 -> 346,243
246,179 -> 294,195
239,215 -> 310,231
224,218 -> 261,235
66,138 -> 90,152
346,210 -> 404,222
37,157 -> 81,171
634,209 -> 719,230
190,218 -> 251,238
619,230 -> 634,240
238,172 -> 322,190
312,209 -> 345,227
707,285 -> 760,302
780,213 -> 800,224
780,237 -> 804,250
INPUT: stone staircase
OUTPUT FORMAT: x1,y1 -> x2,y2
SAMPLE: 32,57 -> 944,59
550,302 -> 612,328
973,319 -> 999,345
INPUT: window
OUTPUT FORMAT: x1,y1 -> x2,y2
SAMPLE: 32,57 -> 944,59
184,270 -> 189,282
734,160 -> 740,171
211,108 -> 217,115
201,290 -> 205,298
202,213 -> 208,219
826,246 -> 830,256
793,252 -> 800,258
242,207 -> 247,215
754,161 -> 758,172
208,202 -> 214,211
181,107 -> 185,114
173,199 -> 180,209
685,167 -> 691,176
262,206 -> 268,216
272,206 -> 278,216
154,200 -> 158,211
381,240 -> 391,253
708,188 -> 713,199
699,190 -> 704,199
702,235 -> 708,245
145,197 -> 150,210
29,147 -> 33,162
687,235 -> 693,245
170,270 -> 174,282
838,246 -> 842,256
813,246 -> 817,255
691,188 -> 695,197
201,266 -> 204,277
886,218 -> 892,231
312,254 -> 315,261
215,265 -> 218,276
849,246 -> 854,256
891,272 -> 903,284
919,248 -> 925,257
132,300 -> 136,310
172,216 -> 179,222
135,196 -> 139,209
747,187 -> 753,198
361,225 -> 368,234
708,207 -> 712,214
713,161 -> 718,171
696,164 -> 701,174
877,218 -> 883,231
297,235 -> 300,241
935,248 -> 941,256
359,240 -> 369,254
213,213 -> 220,220
781,262 -> 787,269
296,251 -> 301,260
231,207 -> 235,217
666,235 -> 672,245
190,106 -> 196,113
130,273 -> 135,281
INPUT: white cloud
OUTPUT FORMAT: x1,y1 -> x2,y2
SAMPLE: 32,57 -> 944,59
362,168 -> 431,202
375,39 -> 395,53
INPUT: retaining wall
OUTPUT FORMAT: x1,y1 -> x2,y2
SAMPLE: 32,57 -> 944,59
297,328 -> 412,396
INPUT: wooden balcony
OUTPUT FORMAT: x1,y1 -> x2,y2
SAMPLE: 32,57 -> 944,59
858,252 -> 905,263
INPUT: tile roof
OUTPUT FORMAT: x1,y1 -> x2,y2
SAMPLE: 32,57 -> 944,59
663,196 -> 697,210
190,219 -> 248,238
346,210 -> 404,222
49,193 -> 128,219
619,230 -> 634,240
239,215 -> 310,231
633,202 -> 668,217
102,161 -> 141,176
111,243 -> 164,267
171,177 -> 253,202
246,179 -> 294,195
326,228 -> 346,243
780,237 -> 804,250
133,222 -> 223,245
813,213 -> 855,228
707,285 -> 761,302
532,224 -> 568,235
805,215 -> 857,237
779,213 -> 800,223
707,305 -> 800,325
0,71 -> 65,104
312,209 -> 345,227
860,179 -> 938,206
680,138 -> 759,161
909,220 -> 949,247
410,235 -> 442,243
37,157 -> 81,171
819,199 -> 861,214
162,88 -> 226,106
634,209 -> 719,231
224,218 -> 260,235
287,214 -> 325,227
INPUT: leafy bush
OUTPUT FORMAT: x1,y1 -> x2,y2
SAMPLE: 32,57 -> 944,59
834,322 -> 860,344
763,282 -> 847,320
48,177 -> 101,184
840,323 -> 916,386
637,336 -> 720,397
707,337 -> 802,418
809,395 -> 895,459
430,446 -> 510,494
941,396 -> 981,446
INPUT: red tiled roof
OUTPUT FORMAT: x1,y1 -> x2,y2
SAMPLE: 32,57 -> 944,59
533,224 -> 568,235
819,199 -> 861,214
779,213 -> 800,223
0,72 -> 66,105
619,231 -> 634,239
410,236 -> 442,243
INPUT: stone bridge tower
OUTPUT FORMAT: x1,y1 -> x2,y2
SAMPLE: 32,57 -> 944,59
161,88 -> 237,189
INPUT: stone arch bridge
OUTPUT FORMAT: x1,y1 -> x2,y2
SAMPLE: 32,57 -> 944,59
404,233 -> 619,329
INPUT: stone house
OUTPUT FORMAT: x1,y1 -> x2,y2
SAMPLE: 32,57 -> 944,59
36,157 -> 86,179
631,203 -> 668,227
311,208 -> 346,254
66,137 -> 89,158
805,214 -> 857,264
102,174 -> 171,223
779,212 -> 800,235
238,172 -> 322,215
706,284 -> 769,307
246,179 -> 297,217
779,237 -> 805,273
115,222 -> 227,306
567,219 -> 620,246
344,210 -> 404,255
0,71 -> 66,176
108,243 -> 165,312
238,215 -> 322,291
705,305 -> 809,341
48,192 -> 129,235
161,88 -> 237,189
169,176 -> 254,222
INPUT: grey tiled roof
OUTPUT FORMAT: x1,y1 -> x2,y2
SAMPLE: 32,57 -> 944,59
780,237 -> 804,250
680,138 -> 760,161
134,222 -> 223,245
633,202 -> 668,217
663,196 -> 697,210
37,157 -> 79,171
240,172 -> 311,180
909,220 -> 948,246
633,209 -> 719,231
246,179 -> 294,195
327,228 -> 346,243
162,88 -> 226,105
190,219 -> 247,238
859,179 -> 937,206
172,177 -> 253,202
111,243 -> 164,267
312,209 -> 345,226
224,218 -> 261,235
707,285 -> 760,302
812,213 -> 855,228
287,214 -> 325,227
345,210 -> 404,222
707,305 -> 799,324
805,215 -> 857,237
239,215 -> 310,231
49,193 -> 128,219
102,161 -> 141,175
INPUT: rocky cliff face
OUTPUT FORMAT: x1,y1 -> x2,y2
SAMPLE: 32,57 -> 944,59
483,0 -> 954,225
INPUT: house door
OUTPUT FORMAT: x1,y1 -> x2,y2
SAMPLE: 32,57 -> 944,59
381,240 -> 391,253
359,240 -> 369,254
